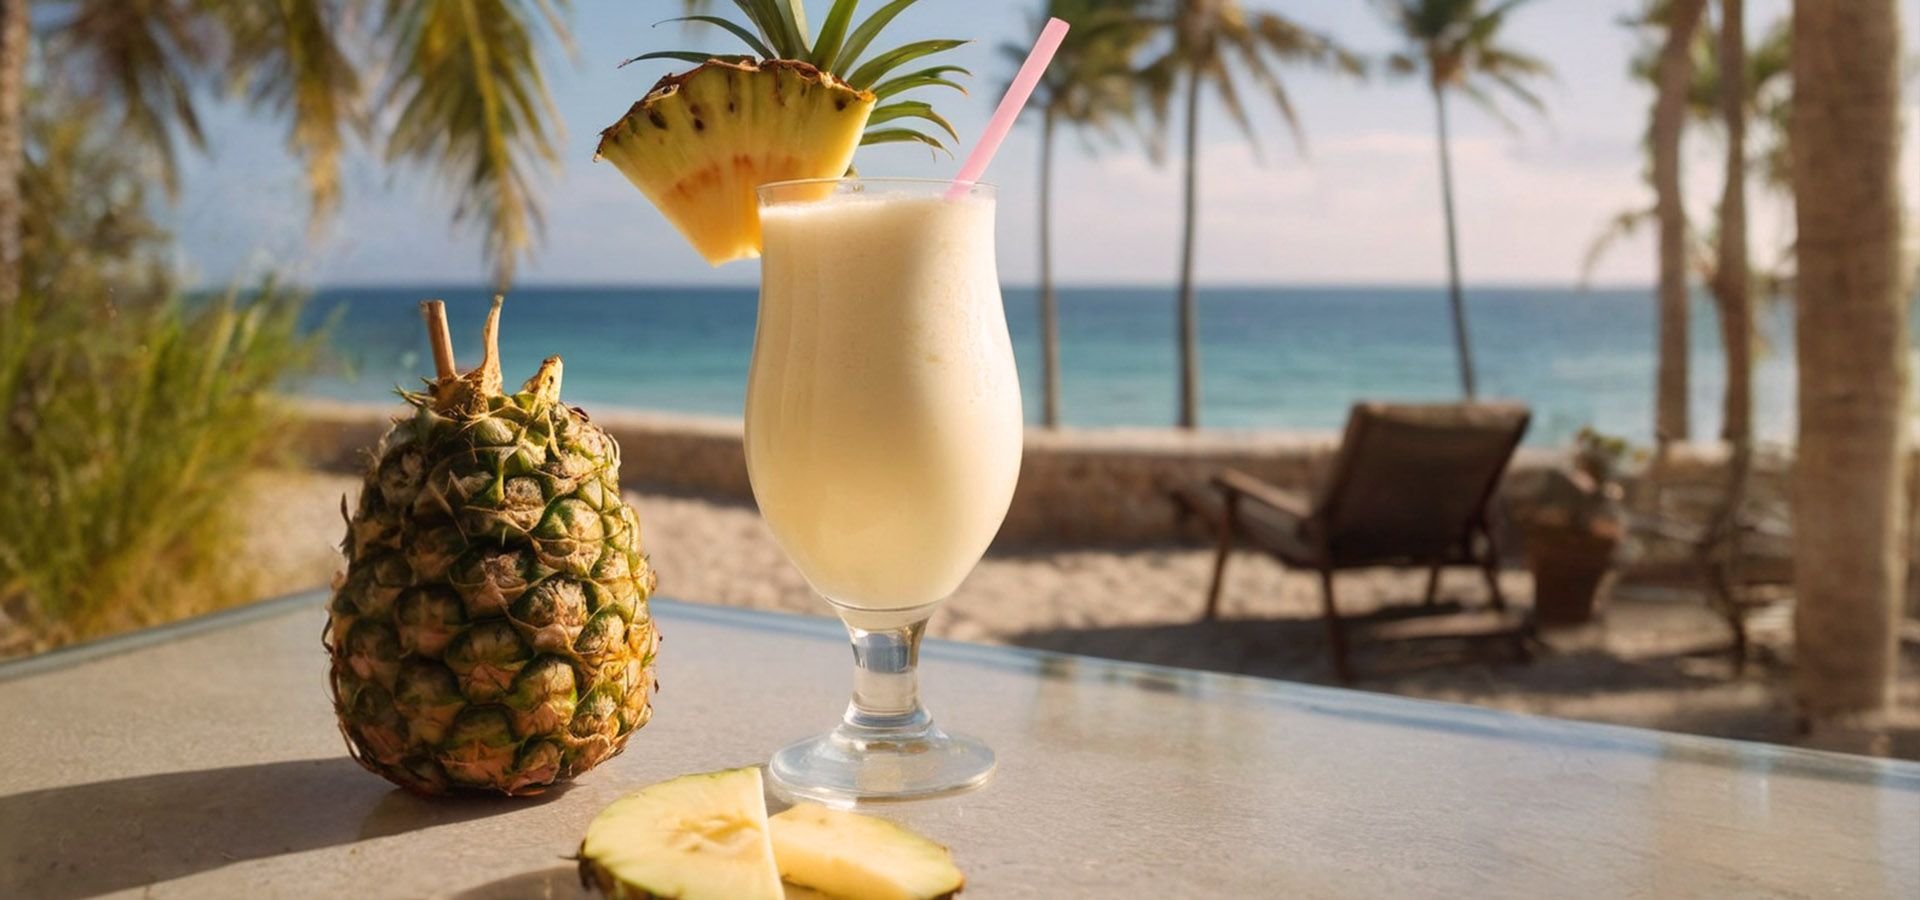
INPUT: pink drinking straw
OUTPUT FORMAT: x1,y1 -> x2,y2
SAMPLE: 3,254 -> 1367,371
946,17 -> 1070,200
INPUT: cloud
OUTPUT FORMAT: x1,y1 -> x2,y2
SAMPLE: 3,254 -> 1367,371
1014,128 -> 1658,286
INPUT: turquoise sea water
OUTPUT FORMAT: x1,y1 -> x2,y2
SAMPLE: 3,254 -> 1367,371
301,284 -> 1800,447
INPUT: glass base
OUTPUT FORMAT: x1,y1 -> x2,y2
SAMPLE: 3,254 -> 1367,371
767,722 -> 995,805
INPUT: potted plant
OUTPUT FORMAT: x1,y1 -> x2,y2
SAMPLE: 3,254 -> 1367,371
1523,428 -> 1632,626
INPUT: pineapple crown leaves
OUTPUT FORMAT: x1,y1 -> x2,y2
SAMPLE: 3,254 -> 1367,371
414,296 -> 564,418
623,0 -> 969,153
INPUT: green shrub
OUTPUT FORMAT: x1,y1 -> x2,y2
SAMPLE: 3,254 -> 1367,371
0,283 -> 321,647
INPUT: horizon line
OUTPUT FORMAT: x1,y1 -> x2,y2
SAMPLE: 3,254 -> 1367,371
279,278 -> 1661,294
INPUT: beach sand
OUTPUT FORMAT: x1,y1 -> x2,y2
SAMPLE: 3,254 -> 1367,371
252,471 -> 1919,759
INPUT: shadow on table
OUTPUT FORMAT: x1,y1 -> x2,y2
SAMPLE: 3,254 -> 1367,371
1009,601 -> 1546,685
450,865 -> 593,900
0,756 -> 561,899
1009,605 -> 1762,701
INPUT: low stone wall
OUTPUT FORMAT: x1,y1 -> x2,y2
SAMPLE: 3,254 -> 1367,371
296,401 -> 756,497
294,401 -> 1562,546
1012,428 -> 1332,544
296,401 -> 1920,613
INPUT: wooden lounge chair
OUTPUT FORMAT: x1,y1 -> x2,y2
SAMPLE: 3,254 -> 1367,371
1178,402 -> 1533,682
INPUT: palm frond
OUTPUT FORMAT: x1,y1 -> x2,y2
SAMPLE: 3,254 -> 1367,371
378,0 -> 569,291
1483,0 -> 1541,26
1146,2 -> 1361,157
1251,14 -> 1366,78
1227,35 -> 1303,157
1205,56 -> 1262,159
1456,80 -> 1520,132
1379,0 -> 1551,124
1135,48 -> 1181,140
210,0 -> 366,223
1580,205 -> 1655,286
1747,19 -> 1791,94
1484,64 -> 1547,114
1476,45 -> 1552,80
44,0 -> 210,197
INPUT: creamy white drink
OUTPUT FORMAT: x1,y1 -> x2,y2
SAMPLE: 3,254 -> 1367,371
746,185 -> 1022,616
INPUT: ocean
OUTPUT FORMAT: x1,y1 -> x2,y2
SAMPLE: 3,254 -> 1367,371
300,284 -> 1802,447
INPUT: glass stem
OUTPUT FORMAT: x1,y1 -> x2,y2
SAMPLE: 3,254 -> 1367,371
840,618 -> 934,737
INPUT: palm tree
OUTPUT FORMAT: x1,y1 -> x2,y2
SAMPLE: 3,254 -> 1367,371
1143,1 -> 1361,429
1646,0 -> 1707,449
0,0 -> 570,295
1583,7 -> 1789,447
1711,0 -> 1748,447
1789,0 -> 1907,747
1001,0 -> 1155,428
1378,0 -> 1551,400
0,0 -> 27,313
1692,6 -> 1790,447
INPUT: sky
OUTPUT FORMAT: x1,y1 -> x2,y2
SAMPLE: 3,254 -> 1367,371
165,0 -> 1920,289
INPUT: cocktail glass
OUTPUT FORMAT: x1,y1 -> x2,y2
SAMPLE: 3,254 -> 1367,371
745,178 -> 1022,802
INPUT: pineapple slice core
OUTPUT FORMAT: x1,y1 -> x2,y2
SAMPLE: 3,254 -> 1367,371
596,60 -> 874,266
770,804 -> 965,900
578,767 -> 784,900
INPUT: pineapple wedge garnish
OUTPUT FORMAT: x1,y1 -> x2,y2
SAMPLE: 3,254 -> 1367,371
596,60 -> 873,266
578,767 -> 784,900
770,804 -> 965,900
577,771 -> 967,900
595,0 -> 966,265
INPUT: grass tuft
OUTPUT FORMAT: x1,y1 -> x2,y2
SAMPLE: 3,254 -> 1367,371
0,282 -> 322,651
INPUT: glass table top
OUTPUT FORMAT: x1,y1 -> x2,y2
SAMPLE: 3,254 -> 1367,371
1,591 -> 1915,898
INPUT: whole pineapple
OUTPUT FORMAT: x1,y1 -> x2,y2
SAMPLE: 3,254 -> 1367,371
326,298 -> 659,796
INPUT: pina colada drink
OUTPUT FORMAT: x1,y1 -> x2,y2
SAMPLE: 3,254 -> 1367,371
746,185 -> 1023,620
591,0 -> 1054,807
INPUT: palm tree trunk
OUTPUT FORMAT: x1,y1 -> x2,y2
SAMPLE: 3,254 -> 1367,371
1038,106 -> 1061,428
0,0 -> 29,312
1790,0 -> 1908,745
1429,84 -> 1476,399
1716,0 -> 1751,446
1174,61 -> 1202,430
1652,0 -> 1706,452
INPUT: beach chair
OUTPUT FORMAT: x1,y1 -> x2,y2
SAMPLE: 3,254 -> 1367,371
1623,441 -> 1794,673
1179,402 -> 1533,682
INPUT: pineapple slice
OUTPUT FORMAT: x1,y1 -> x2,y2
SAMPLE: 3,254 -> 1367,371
578,767 -> 784,900
597,0 -> 967,267
770,804 -> 965,900
595,60 -> 873,266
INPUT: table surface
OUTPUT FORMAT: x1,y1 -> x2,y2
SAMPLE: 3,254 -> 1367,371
2,591 -> 1916,899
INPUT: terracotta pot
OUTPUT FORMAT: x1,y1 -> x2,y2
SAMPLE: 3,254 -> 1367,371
1525,523 -> 1618,627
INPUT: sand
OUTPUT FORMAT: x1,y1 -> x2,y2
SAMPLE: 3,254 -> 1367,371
241,471 -> 1918,759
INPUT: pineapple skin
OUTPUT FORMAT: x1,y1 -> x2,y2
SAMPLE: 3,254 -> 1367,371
325,358 -> 659,796
595,59 -> 874,266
